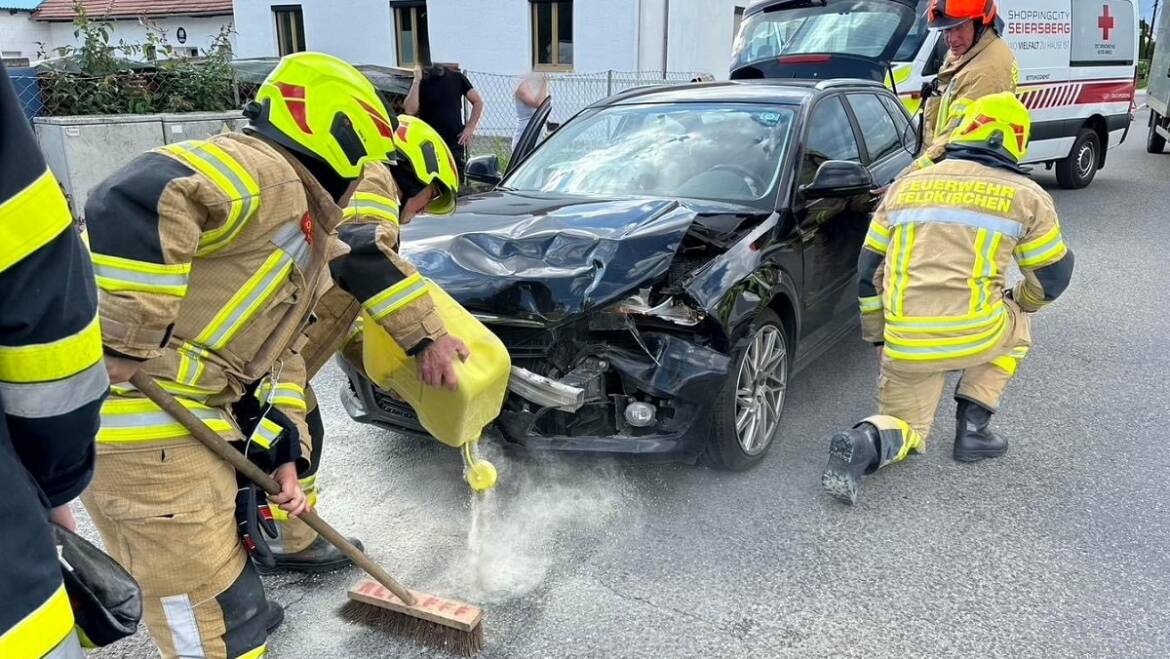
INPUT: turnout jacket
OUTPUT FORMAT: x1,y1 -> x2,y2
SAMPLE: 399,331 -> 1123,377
858,157 -> 1074,371
919,30 -> 1019,167
302,161 -> 446,381
86,133 -> 441,459
0,61 -> 107,658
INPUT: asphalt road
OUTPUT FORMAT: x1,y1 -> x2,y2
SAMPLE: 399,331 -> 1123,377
86,115 -> 1170,658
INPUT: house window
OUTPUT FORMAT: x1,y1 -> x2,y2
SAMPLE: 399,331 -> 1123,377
393,1 -> 430,66
274,5 -> 306,56
532,0 -> 572,71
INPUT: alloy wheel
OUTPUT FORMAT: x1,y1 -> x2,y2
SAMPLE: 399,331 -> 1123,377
733,325 -> 788,455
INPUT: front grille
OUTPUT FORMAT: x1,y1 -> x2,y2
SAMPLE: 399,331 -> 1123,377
371,388 -> 422,426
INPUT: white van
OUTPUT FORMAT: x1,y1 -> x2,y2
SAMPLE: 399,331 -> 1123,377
732,0 -> 1139,189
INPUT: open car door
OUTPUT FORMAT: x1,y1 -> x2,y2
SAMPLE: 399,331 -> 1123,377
731,0 -> 918,82
505,96 -> 552,176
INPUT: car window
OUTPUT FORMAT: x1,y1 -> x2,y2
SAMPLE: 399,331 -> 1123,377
847,94 -> 901,163
894,0 -> 930,61
505,103 -> 796,203
799,96 -> 860,187
878,94 -> 914,151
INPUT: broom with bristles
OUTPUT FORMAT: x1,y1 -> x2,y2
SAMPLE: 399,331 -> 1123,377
131,373 -> 485,655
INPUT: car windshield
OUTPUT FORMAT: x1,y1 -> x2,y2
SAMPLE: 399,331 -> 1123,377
504,103 -> 795,202
731,1 -> 909,67
893,0 -> 930,61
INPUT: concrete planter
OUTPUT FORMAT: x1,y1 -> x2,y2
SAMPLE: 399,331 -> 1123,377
161,110 -> 247,144
34,110 -> 246,219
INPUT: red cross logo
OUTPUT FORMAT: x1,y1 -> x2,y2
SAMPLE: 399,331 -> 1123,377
1098,5 -> 1115,41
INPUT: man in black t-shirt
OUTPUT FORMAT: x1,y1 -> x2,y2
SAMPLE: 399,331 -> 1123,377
404,63 -> 485,184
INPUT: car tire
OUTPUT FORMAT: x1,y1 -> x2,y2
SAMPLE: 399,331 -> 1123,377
701,309 -> 789,471
1148,112 -> 1167,154
1055,127 -> 1100,189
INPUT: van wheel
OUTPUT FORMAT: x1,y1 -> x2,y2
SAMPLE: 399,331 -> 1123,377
701,309 -> 789,471
1055,128 -> 1100,189
1148,112 -> 1167,154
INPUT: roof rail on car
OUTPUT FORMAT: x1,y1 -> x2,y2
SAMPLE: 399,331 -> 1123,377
814,79 -> 887,90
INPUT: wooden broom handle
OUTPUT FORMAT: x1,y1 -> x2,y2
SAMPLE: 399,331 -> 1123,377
130,372 -> 418,606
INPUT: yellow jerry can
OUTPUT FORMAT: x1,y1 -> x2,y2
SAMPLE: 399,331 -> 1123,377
361,279 -> 511,450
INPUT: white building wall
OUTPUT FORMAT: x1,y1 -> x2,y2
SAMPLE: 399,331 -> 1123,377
0,11 -> 50,61
43,15 -> 234,56
232,0 -> 397,63
637,0 -> 744,79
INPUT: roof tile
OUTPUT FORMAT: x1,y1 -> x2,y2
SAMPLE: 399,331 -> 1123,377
33,0 -> 232,21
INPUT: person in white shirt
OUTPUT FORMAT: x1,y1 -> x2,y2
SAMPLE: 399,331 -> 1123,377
513,71 -> 549,152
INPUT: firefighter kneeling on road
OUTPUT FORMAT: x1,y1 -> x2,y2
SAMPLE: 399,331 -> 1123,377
908,0 -> 1019,173
821,92 -> 1075,505
81,52 -> 465,658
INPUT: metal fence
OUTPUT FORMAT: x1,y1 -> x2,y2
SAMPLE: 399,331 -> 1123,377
462,70 -> 707,166
12,68 -> 240,120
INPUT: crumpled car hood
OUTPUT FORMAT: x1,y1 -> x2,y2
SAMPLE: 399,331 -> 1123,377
400,191 -> 709,321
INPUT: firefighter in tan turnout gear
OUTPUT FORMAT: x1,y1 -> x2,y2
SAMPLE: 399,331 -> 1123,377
81,52 -> 464,658
821,92 -> 1074,505
910,0 -> 1019,172
238,116 -> 465,572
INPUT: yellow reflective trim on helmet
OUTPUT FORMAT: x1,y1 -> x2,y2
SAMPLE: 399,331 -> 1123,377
159,141 -> 260,256
0,169 -> 73,272
194,251 -> 292,350
0,314 -> 102,384
0,583 -> 74,658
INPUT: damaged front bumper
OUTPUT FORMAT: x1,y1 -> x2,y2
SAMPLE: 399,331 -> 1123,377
337,327 -> 732,463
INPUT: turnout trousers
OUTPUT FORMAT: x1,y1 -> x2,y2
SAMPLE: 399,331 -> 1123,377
862,304 -> 1033,451
82,436 -> 270,659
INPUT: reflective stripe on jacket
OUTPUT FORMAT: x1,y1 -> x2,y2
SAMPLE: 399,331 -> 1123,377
858,158 -> 1073,369
303,162 -> 447,382
0,61 -> 105,658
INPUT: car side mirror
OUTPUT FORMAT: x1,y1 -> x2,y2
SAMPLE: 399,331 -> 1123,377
799,160 -> 875,199
466,154 -> 502,186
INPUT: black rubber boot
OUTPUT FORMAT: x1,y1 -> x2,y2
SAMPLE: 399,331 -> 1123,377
264,600 -> 284,635
953,399 -> 1008,463
257,535 -> 364,575
821,425 -> 880,505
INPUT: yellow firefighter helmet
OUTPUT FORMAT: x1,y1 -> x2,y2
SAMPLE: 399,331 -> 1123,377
249,52 -> 397,180
946,92 -> 1031,162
